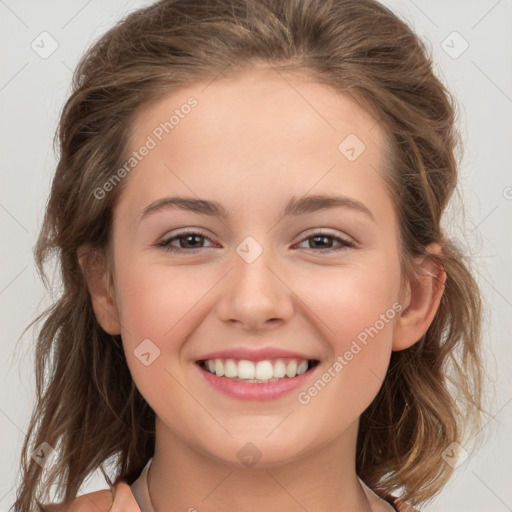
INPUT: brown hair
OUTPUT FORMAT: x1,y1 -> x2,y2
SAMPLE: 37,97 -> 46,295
13,0 -> 489,510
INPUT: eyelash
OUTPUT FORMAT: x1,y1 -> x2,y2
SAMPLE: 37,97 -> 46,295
157,229 -> 356,254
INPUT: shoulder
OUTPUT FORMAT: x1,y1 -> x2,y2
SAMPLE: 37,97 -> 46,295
45,481 -> 140,512
45,488 -> 113,512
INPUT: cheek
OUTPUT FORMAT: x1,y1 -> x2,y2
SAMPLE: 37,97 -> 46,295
114,262 -> 224,401
293,262 -> 400,406
292,288 -> 399,441
332,280 -> 398,354
295,261 -> 400,347
115,262 -> 214,343
114,263 -> 210,419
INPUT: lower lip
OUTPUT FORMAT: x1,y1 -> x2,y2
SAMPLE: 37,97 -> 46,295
196,363 -> 318,401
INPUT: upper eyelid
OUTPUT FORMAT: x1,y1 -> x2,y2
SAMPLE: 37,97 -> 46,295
160,227 -> 352,240
160,228 -> 216,242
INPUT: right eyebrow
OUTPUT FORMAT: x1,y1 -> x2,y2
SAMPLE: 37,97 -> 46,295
140,196 -> 229,222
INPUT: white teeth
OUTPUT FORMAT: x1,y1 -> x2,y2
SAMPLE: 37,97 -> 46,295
237,360 -> 255,379
255,360 -> 274,380
296,360 -> 308,375
224,358 -> 237,378
273,360 -> 286,378
285,360 -> 297,378
215,359 -> 224,377
201,357 -> 315,381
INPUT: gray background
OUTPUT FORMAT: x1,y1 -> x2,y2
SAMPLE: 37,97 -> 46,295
1,1 -> 511,511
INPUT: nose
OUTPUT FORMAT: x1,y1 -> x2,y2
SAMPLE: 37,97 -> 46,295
215,243 -> 294,331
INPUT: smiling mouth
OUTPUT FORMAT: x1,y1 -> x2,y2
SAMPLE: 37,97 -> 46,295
196,358 -> 320,383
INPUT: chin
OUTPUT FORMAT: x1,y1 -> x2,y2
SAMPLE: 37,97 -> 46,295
198,432 -> 316,470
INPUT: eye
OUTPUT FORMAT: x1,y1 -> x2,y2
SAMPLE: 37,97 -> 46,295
294,231 -> 355,252
156,229 -> 356,254
157,230 -> 217,253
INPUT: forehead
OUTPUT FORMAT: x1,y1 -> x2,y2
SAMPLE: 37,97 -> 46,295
117,66 -> 392,223
129,66 -> 384,154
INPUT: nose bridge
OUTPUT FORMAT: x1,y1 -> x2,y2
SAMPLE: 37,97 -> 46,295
216,235 -> 294,328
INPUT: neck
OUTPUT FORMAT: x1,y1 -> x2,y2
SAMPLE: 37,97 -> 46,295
148,417 -> 374,512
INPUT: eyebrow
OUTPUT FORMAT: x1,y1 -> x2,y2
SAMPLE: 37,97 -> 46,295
139,194 -> 375,222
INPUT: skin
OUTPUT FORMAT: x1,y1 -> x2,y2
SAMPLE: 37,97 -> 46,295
81,65 -> 445,512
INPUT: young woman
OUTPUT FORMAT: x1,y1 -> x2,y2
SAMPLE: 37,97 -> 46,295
13,0 -> 486,510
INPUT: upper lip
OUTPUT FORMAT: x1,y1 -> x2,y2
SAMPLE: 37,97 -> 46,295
195,347 -> 318,362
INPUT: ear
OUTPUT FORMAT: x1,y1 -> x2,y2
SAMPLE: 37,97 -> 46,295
78,245 -> 121,336
392,243 -> 446,351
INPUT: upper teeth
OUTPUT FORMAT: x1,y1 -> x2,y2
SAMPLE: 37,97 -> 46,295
203,358 -> 311,381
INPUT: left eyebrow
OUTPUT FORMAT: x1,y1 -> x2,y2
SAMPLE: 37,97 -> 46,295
139,193 -> 375,223
282,194 -> 375,221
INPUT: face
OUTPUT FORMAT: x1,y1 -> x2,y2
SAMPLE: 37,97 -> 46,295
108,66 -> 403,467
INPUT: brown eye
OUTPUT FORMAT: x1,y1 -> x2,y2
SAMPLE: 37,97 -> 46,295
296,232 -> 355,252
158,231 -> 216,253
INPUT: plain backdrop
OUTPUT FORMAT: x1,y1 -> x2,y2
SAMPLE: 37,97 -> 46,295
1,1 -> 511,511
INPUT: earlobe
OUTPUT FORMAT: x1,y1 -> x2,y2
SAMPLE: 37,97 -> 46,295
78,245 -> 121,336
392,243 -> 446,351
